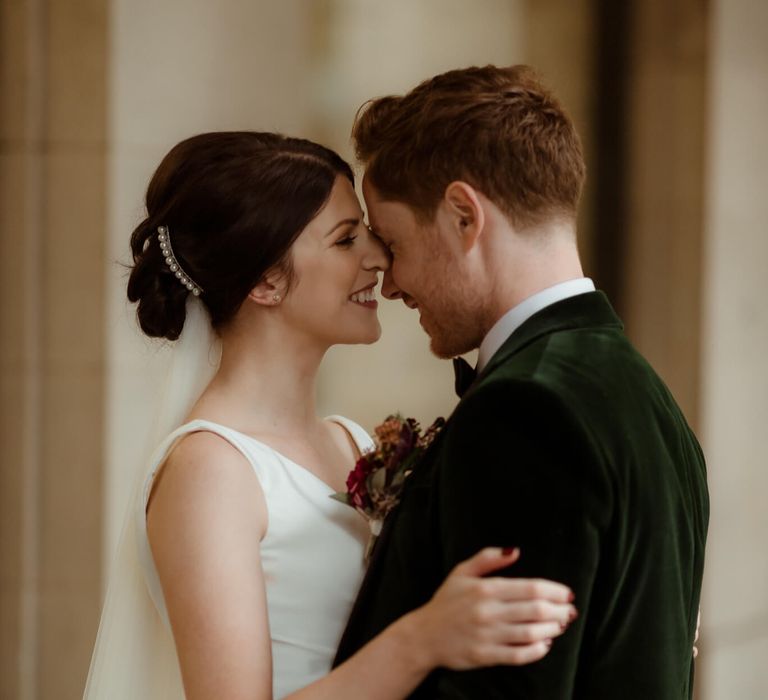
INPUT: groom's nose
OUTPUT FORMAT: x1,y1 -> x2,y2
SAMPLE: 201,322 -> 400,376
381,268 -> 403,300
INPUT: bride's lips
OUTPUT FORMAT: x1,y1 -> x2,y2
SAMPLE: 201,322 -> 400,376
349,283 -> 378,310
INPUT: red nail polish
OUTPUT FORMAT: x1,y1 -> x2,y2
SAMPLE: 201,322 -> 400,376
568,591 -> 576,603
545,639 -> 553,649
502,546 -> 518,556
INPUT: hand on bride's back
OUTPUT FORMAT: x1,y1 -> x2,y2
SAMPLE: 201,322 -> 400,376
411,547 -> 576,670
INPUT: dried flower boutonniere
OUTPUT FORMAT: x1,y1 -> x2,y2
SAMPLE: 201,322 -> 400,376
331,414 -> 445,562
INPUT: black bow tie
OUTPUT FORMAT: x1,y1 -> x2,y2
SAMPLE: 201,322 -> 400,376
453,357 -> 477,398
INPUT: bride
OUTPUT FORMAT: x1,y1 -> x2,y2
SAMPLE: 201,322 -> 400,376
84,131 -> 577,699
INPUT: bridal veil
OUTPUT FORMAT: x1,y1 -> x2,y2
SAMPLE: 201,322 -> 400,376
83,298 -> 220,699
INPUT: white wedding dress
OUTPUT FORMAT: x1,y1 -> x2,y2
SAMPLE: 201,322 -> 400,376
85,415 -> 371,699
84,294 -> 373,699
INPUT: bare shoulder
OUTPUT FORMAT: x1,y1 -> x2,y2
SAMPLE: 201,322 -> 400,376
148,429 -> 267,541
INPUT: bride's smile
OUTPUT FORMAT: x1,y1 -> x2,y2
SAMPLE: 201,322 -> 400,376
348,283 -> 378,308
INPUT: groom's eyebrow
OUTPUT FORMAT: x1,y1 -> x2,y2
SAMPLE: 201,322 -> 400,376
324,217 -> 359,237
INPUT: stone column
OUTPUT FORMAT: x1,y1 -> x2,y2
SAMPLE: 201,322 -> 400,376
620,0 -> 708,424
700,0 -> 768,696
0,0 -> 108,697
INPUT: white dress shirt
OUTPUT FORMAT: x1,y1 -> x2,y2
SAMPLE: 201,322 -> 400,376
476,278 -> 596,372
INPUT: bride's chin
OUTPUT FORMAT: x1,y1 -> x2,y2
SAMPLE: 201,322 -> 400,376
347,323 -> 382,346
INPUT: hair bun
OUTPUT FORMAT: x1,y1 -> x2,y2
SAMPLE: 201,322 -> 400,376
127,220 -> 189,341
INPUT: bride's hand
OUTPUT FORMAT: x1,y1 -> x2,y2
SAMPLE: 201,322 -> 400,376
409,547 -> 577,670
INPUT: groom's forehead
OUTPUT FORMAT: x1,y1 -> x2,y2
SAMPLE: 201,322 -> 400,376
361,175 -> 385,223
361,172 -> 377,202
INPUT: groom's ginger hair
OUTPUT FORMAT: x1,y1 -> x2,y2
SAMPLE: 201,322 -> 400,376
352,65 -> 586,228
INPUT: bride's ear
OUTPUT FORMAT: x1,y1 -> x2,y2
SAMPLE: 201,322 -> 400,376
247,270 -> 286,307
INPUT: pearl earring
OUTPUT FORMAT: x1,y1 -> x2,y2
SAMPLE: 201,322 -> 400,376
273,294 -> 281,303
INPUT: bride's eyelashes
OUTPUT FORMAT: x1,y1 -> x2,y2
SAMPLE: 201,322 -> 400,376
335,219 -> 371,248
335,233 -> 358,248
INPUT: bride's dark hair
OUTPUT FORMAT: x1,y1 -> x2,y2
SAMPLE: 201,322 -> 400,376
127,131 -> 354,341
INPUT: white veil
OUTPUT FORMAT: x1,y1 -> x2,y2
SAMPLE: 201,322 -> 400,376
83,298 -> 221,699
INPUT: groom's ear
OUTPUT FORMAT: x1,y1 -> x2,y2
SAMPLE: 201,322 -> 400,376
443,181 -> 485,252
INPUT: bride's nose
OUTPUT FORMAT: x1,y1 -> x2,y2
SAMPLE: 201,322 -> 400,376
362,231 -> 390,271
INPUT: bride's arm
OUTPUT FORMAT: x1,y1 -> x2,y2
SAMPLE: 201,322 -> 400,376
287,547 -> 575,700
147,432 -> 274,700
148,433 -> 576,700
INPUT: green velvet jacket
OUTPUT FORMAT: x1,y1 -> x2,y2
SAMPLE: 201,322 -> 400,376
334,292 -> 709,699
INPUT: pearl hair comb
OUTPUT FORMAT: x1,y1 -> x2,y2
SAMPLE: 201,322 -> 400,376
157,225 -> 203,297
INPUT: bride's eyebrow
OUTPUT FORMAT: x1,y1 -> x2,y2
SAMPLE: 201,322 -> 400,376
324,217 -> 359,237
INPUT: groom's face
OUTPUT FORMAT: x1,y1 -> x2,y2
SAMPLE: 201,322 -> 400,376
362,176 -> 485,358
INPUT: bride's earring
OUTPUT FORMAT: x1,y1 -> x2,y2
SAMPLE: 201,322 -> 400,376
272,294 -> 282,304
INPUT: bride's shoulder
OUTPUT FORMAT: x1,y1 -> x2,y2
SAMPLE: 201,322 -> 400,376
147,429 -> 267,537
151,429 -> 263,510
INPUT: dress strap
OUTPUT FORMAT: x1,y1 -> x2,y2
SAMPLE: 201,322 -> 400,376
325,415 -> 374,456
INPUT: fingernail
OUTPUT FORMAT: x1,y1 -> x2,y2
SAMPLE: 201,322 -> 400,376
569,608 -> 579,622
502,546 -> 519,557
560,622 -> 568,631
545,639 -> 553,649
568,590 -> 575,603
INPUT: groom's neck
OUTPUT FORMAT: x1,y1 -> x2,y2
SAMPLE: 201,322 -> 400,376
481,225 -> 584,326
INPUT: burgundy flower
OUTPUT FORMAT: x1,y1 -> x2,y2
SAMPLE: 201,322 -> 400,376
346,456 -> 374,510
331,414 -> 446,562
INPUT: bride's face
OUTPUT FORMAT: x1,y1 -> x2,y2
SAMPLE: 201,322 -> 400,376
281,176 -> 389,346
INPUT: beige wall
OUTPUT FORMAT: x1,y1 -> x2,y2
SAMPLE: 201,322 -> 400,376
700,0 -> 768,697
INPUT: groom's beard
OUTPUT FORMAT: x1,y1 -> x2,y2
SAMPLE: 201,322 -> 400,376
427,318 -> 483,359
421,286 -> 487,360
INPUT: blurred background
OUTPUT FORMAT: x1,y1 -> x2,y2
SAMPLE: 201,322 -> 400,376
1,0 -> 766,698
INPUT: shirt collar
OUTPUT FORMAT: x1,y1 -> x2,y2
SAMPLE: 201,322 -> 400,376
476,278 -> 596,372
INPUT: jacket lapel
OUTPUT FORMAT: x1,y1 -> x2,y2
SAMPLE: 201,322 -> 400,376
474,291 -> 623,386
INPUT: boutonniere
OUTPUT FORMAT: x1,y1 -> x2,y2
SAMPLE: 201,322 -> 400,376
332,414 -> 445,561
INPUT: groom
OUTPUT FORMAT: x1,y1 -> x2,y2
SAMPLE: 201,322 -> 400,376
334,65 -> 708,698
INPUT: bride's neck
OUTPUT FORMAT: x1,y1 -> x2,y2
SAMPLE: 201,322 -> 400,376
194,322 -> 327,436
